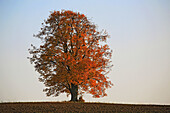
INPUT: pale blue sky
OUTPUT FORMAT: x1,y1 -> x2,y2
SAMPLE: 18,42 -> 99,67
0,0 -> 170,104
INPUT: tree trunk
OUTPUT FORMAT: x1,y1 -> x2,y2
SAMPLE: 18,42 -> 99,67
70,83 -> 78,101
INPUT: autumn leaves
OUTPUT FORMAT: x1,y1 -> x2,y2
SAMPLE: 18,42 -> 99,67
28,10 -> 112,101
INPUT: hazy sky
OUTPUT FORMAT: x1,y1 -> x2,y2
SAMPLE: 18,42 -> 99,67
0,0 -> 170,105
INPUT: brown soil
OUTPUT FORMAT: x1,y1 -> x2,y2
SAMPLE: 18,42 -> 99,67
0,102 -> 170,113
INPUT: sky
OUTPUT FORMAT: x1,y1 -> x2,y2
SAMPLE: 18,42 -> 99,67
0,0 -> 170,105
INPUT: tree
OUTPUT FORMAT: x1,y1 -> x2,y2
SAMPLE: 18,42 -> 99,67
28,10 -> 113,101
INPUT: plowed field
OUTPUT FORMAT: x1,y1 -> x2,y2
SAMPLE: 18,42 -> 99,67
0,102 -> 170,112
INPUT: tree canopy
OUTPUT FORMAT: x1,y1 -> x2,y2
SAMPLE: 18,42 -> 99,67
28,10 -> 113,101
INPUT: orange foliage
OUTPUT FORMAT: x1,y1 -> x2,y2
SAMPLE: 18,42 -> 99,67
28,10 -> 113,100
